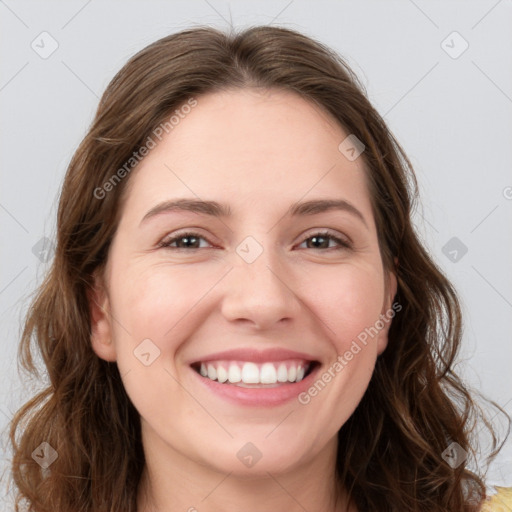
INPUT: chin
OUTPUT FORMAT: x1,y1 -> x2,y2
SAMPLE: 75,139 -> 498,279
200,437 -> 311,477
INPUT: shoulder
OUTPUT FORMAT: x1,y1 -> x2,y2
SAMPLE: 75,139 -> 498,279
480,486 -> 512,511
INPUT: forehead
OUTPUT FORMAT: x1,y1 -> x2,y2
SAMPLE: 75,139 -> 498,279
120,88 -> 373,224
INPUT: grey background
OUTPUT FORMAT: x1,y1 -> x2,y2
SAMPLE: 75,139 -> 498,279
1,0 -> 511,507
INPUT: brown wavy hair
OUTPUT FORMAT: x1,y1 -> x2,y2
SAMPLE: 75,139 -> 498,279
8,25 -> 509,512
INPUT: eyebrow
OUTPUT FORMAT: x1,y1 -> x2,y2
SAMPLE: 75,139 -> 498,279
140,198 -> 368,228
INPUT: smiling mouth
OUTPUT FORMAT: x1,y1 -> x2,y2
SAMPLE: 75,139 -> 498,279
190,359 -> 320,388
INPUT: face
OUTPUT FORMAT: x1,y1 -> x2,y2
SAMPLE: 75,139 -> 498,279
89,88 -> 397,477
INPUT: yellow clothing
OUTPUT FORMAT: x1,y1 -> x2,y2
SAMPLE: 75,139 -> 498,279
481,486 -> 512,511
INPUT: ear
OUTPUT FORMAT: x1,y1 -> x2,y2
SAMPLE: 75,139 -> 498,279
376,268 -> 398,356
87,269 -> 117,362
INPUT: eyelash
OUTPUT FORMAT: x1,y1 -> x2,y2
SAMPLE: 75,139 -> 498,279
158,230 -> 352,252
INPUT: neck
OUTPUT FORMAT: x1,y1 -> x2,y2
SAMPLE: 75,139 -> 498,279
136,423 -> 354,512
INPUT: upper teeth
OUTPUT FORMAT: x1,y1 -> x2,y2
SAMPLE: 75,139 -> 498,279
197,360 -> 310,385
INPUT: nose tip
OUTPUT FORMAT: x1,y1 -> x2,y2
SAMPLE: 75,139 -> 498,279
220,259 -> 300,330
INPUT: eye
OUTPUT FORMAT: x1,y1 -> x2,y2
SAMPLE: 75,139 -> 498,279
158,230 -> 352,252
158,231 -> 212,250
297,231 -> 352,251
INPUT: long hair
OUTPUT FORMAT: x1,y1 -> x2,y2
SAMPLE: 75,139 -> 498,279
9,25 -> 509,512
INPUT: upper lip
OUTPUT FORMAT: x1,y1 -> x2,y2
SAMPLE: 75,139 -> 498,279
189,347 -> 319,365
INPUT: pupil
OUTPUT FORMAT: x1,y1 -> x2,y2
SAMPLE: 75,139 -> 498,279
180,236 -> 198,248
309,236 -> 328,249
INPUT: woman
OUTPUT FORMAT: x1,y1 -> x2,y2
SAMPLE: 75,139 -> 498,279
9,25 -> 510,512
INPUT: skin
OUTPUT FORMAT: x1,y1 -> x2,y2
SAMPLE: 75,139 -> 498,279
89,88 -> 397,512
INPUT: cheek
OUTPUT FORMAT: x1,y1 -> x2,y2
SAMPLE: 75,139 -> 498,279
305,263 -> 385,399
106,264 -> 215,425
310,262 -> 386,347
108,261 -> 225,378
291,264 -> 386,441
112,262 -> 213,336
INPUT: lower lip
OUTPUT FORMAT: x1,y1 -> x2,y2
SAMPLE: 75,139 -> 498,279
190,363 -> 320,407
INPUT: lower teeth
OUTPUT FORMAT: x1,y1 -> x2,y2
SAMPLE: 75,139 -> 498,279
226,381 -> 285,388
196,372 -> 304,387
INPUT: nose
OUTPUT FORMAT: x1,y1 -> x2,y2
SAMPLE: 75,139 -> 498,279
220,250 -> 302,330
